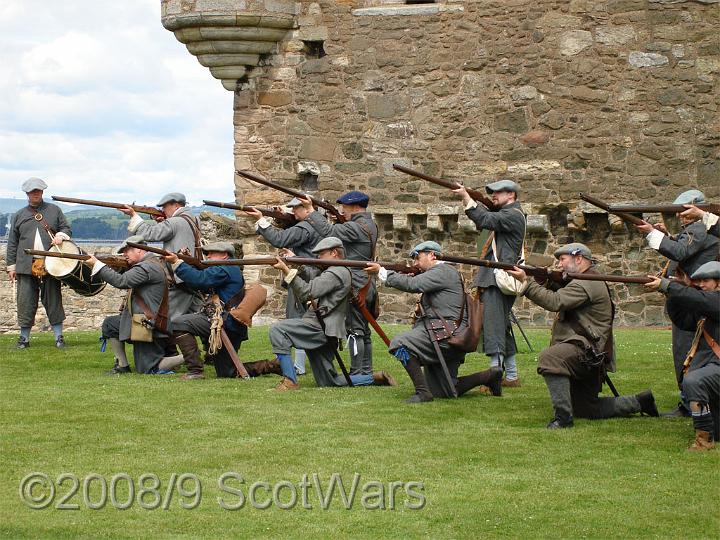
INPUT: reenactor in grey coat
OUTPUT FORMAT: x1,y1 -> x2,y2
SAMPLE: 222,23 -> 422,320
120,192 -> 204,319
680,205 -> 719,238
636,189 -> 719,417
645,260 -> 720,451
87,236 -> 171,375
245,197 -> 321,374
301,191 -> 379,386
5,177 -> 72,349
269,237 -> 395,391
508,243 -> 659,428
453,180 -> 526,386
367,241 -> 503,403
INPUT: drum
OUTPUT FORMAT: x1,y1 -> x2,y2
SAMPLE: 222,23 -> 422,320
44,240 -> 107,297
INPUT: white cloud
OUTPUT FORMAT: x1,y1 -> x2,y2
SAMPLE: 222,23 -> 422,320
0,0 -> 235,203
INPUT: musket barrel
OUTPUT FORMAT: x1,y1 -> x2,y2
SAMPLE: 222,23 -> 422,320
24,249 -> 89,261
236,170 -> 345,222
51,196 -> 164,218
607,203 -> 719,214
392,164 -> 499,211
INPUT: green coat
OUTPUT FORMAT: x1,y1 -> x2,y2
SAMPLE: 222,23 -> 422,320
524,274 -> 615,369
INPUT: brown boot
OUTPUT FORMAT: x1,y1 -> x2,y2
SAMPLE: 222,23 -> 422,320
372,371 -> 397,386
688,430 -> 716,451
501,377 -> 521,388
245,359 -> 283,377
275,377 -> 300,392
175,333 -> 203,377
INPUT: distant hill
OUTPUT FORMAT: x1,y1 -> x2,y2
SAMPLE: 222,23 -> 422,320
0,198 -> 236,239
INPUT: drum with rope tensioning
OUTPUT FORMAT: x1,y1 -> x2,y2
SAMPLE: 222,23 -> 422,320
43,240 -> 107,297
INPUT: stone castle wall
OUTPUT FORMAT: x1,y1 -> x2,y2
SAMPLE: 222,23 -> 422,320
188,0 -> 716,325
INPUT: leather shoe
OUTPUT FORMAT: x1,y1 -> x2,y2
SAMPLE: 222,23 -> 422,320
661,403 -> 691,418
55,336 -> 66,349
274,377 -> 300,391
372,370 -> 397,386
546,417 -> 574,429
501,377 -> 521,388
16,338 -> 30,349
105,364 -> 131,375
181,372 -> 205,380
404,392 -> 434,404
636,390 -> 659,417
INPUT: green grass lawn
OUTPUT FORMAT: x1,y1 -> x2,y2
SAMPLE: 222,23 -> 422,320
1,327 -> 718,539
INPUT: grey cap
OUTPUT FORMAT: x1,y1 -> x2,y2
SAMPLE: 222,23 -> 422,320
118,235 -> 147,253
22,177 -> 48,192
202,241 -> 235,257
486,179 -> 520,194
409,240 -> 442,258
156,192 -> 187,206
311,236 -> 343,254
673,189 -> 705,205
286,197 -> 303,208
554,242 -> 594,260
690,261 -> 720,280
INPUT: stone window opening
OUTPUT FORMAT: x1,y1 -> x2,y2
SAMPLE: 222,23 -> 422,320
302,40 -> 326,59
299,171 -> 319,192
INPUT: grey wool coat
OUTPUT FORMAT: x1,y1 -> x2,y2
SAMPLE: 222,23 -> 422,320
387,263 -> 468,365
658,220 -> 719,278
257,220 -> 321,318
305,210 -> 377,290
465,201 -> 525,288
6,201 -> 72,274
130,206 -> 200,255
289,266 -> 352,340
98,254 -> 170,341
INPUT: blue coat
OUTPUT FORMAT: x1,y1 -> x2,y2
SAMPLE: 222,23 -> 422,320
174,262 -> 247,338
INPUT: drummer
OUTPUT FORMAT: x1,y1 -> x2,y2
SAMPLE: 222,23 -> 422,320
5,177 -> 72,349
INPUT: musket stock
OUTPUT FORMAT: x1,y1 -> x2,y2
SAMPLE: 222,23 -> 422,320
579,193 -> 663,231
51,196 -> 164,218
124,242 -> 206,268
203,200 -> 297,228
23,249 -> 130,271
392,164 -> 500,211
235,170 -> 346,223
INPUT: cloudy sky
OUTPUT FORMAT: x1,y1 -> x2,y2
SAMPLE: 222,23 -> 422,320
0,0 -> 235,205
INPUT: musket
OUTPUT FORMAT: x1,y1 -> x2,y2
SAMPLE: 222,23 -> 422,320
436,253 -> 654,285
607,203 -> 720,215
51,196 -> 165,218
24,249 -> 130,271
125,242 -> 207,269
203,256 -> 420,275
235,170 -> 347,223
203,200 -> 298,228
392,164 -> 501,211
579,193 -> 663,230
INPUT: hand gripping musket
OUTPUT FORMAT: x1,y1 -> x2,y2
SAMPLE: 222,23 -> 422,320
124,242 -> 207,269
436,253 -> 655,285
579,193 -> 664,231
51,196 -> 165,219
24,249 -> 130,271
392,164 -> 501,211
606,202 -> 720,215
203,200 -> 298,228
235,170 -> 347,223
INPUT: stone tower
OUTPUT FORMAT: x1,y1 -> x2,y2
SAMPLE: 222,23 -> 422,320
161,0 -> 719,325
